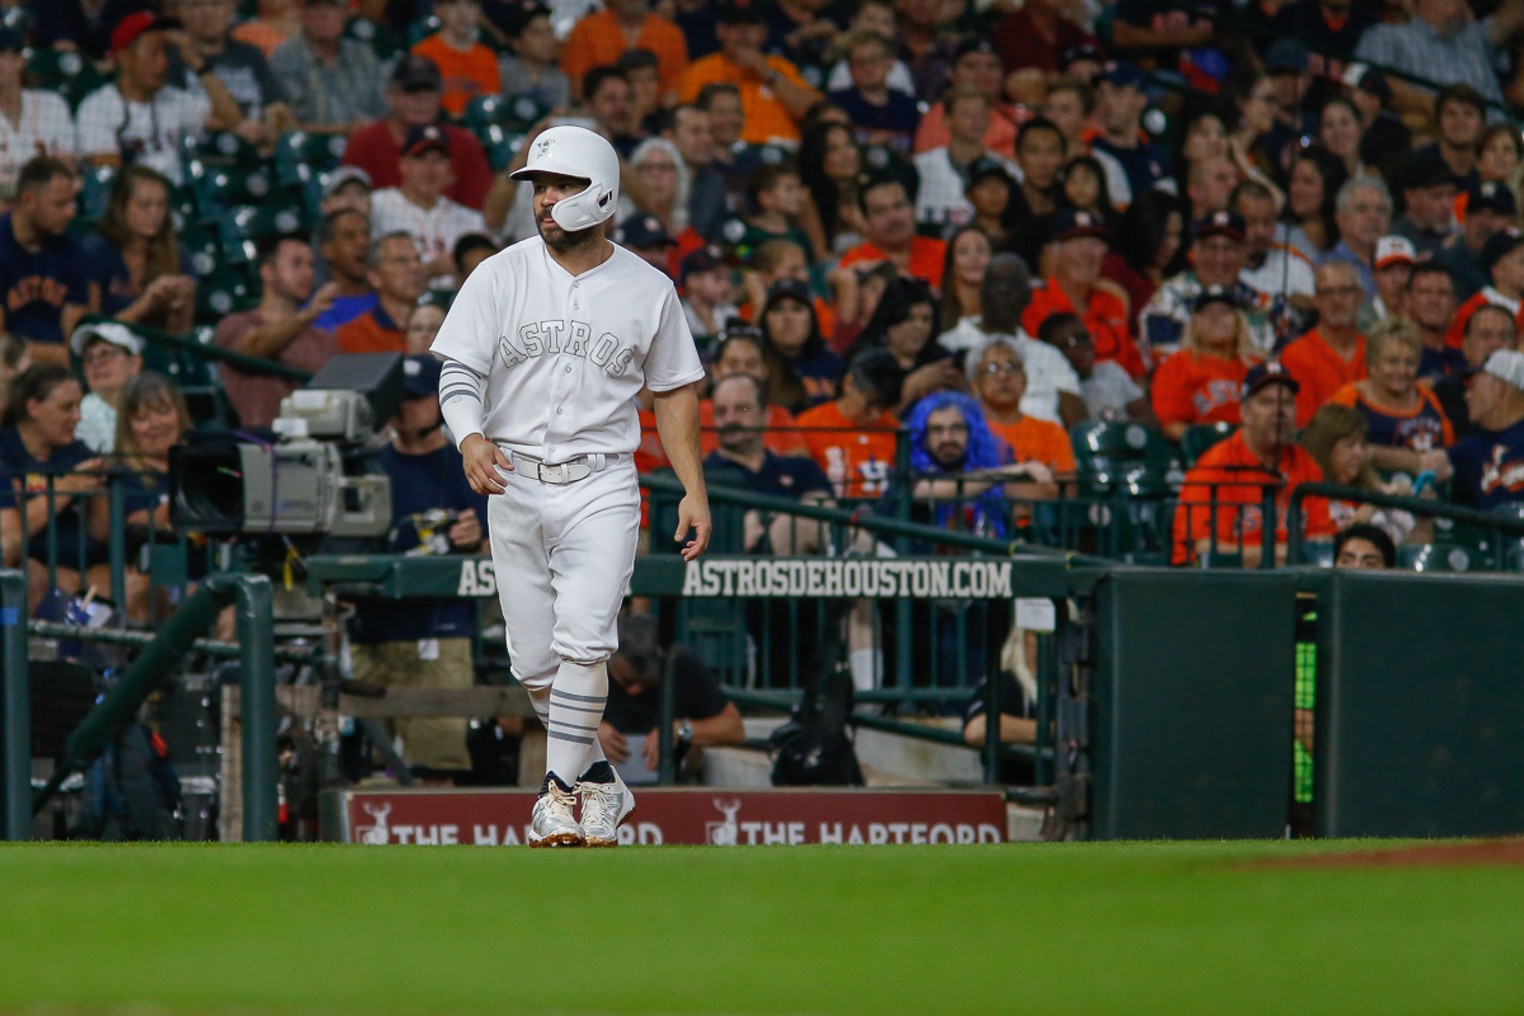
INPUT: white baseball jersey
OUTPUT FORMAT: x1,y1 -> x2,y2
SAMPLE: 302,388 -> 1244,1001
370,188 -> 489,286
430,235 -> 705,462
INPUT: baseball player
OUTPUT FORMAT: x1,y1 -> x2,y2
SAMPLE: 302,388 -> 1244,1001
430,125 -> 711,847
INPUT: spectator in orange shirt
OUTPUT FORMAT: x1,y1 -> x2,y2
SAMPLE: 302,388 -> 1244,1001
969,337 -> 1075,496
1021,209 -> 1146,379
1151,286 -> 1262,442
912,37 -> 1022,160
412,0 -> 501,118
837,176 -> 948,289
1326,318 -> 1455,479
1172,362 -> 1335,567
335,232 -> 425,354
794,348 -> 904,498
562,0 -> 689,105
677,1 -> 821,146
1281,261 -> 1368,427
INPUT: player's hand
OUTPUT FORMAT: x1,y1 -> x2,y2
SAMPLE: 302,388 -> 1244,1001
598,722 -> 629,764
448,507 -> 481,548
675,493 -> 712,561
461,434 -> 512,495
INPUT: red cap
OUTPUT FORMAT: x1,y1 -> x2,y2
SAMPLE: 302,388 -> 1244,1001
111,11 -> 166,55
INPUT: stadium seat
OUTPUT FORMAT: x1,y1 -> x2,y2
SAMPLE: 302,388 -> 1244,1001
187,131 -> 267,167
196,266 -> 256,322
1181,421 -> 1235,467
406,15 -> 442,47
1070,420 -> 1182,497
465,93 -> 548,134
1301,540 -> 1334,567
275,132 -> 348,189
345,16 -> 404,60
25,48 -> 110,109
78,165 -> 118,224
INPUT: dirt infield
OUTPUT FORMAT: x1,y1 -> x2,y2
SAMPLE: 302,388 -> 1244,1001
1266,838 -> 1524,869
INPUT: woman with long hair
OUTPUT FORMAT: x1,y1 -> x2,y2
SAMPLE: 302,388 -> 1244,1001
758,279 -> 841,413
1228,74 -> 1278,172
94,373 -> 192,553
0,364 -> 106,609
1467,123 -> 1524,218
798,120 -> 866,255
1317,96 -> 1367,181
1057,155 -> 1117,225
848,276 -> 963,411
1104,189 -> 1187,315
1150,288 -> 1263,441
1326,318 -> 1455,479
1278,146 -> 1348,262
936,225 -> 992,336
83,165 -> 197,333
1300,403 -> 1420,545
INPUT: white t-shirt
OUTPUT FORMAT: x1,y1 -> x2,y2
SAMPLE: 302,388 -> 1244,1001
430,236 -> 705,459
371,187 -> 489,287
0,91 -> 77,197
911,148 -> 1019,230
1241,245 -> 1316,303
75,84 -> 211,186
941,317 -> 1082,424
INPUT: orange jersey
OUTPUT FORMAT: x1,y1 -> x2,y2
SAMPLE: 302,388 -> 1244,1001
912,101 -> 1023,159
837,236 -> 947,289
562,10 -> 689,100
1279,328 -> 1367,427
793,400 -> 900,498
1445,288 -> 1524,350
678,53 -> 819,144
412,35 -> 501,117
986,415 -> 1076,473
1150,350 -> 1254,428
1171,431 -> 1334,566
1022,279 -> 1146,379
335,309 -> 405,355
696,400 -> 805,457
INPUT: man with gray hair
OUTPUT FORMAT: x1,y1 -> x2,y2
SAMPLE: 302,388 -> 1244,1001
1448,349 -> 1524,509
335,231 -> 426,354
940,253 -> 1086,427
1320,176 -> 1394,303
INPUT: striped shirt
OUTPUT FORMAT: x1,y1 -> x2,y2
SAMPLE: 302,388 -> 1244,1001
1354,17 -> 1505,107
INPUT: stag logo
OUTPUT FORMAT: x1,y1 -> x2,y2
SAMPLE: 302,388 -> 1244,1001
535,137 -> 557,161
706,798 -> 742,846
357,802 -> 392,845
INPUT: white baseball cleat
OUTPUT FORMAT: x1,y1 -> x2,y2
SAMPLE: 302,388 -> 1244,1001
529,776 -> 585,848
578,761 -> 635,847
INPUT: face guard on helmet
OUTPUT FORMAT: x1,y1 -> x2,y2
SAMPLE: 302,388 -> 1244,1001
510,125 -> 622,232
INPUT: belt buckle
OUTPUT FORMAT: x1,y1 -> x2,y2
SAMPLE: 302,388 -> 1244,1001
536,462 -> 567,483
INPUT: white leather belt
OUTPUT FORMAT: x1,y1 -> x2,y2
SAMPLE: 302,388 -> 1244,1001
510,452 -> 618,484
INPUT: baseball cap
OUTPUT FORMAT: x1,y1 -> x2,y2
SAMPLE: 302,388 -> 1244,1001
1482,229 -> 1524,275
1479,349 -> 1524,390
1402,150 -> 1453,192
1469,180 -> 1518,217
390,54 -> 443,92
765,277 -> 812,307
1263,39 -> 1309,74
1097,61 -> 1143,89
952,37 -> 998,63
402,124 -> 451,158
1374,235 -> 1417,270
966,156 -> 1015,189
401,354 -> 442,399
70,322 -> 145,359
1343,62 -> 1391,102
1194,209 -> 1246,243
1243,360 -> 1300,398
614,213 -> 674,249
323,165 -> 372,199
111,11 -> 175,55
1049,208 -> 1109,242
679,244 -> 728,286
1060,44 -> 1103,71
715,0 -> 765,24
1193,285 -> 1243,313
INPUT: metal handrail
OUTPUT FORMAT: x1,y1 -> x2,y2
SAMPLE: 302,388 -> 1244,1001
1286,482 -> 1524,563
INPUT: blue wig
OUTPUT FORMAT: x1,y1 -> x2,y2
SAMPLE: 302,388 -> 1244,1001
904,391 -> 1013,537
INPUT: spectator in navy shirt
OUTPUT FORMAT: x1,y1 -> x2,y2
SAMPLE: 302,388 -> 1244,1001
346,355 -> 488,779
757,277 -> 841,413
829,31 -> 920,154
1449,349 -> 1524,511
0,157 -> 94,365
0,364 -> 107,612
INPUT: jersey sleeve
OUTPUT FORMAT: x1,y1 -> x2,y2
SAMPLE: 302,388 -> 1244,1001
429,264 -> 499,374
642,284 -> 706,393
1150,354 -> 1193,425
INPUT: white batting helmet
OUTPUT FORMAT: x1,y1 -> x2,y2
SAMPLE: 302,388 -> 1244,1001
510,125 -> 621,232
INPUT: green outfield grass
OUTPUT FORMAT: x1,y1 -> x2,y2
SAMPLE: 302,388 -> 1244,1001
2,841 -> 1522,1015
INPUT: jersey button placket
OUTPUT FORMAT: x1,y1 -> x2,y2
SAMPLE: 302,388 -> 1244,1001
546,282 -> 581,457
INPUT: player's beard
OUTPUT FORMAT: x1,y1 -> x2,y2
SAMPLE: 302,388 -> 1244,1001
538,216 -> 603,253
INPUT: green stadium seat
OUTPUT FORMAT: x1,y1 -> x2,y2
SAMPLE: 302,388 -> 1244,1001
79,165 -> 117,223
476,124 -> 523,173
196,266 -> 257,322
275,131 -> 348,189
25,48 -> 110,109
188,130 -> 266,167
345,16 -> 404,60
1181,422 -> 1236,467
466,93 -> 548,134
1070,420 -> 1181,497
407,15 -> 442,46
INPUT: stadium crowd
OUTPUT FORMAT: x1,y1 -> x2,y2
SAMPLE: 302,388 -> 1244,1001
9,0 -> 1524,776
